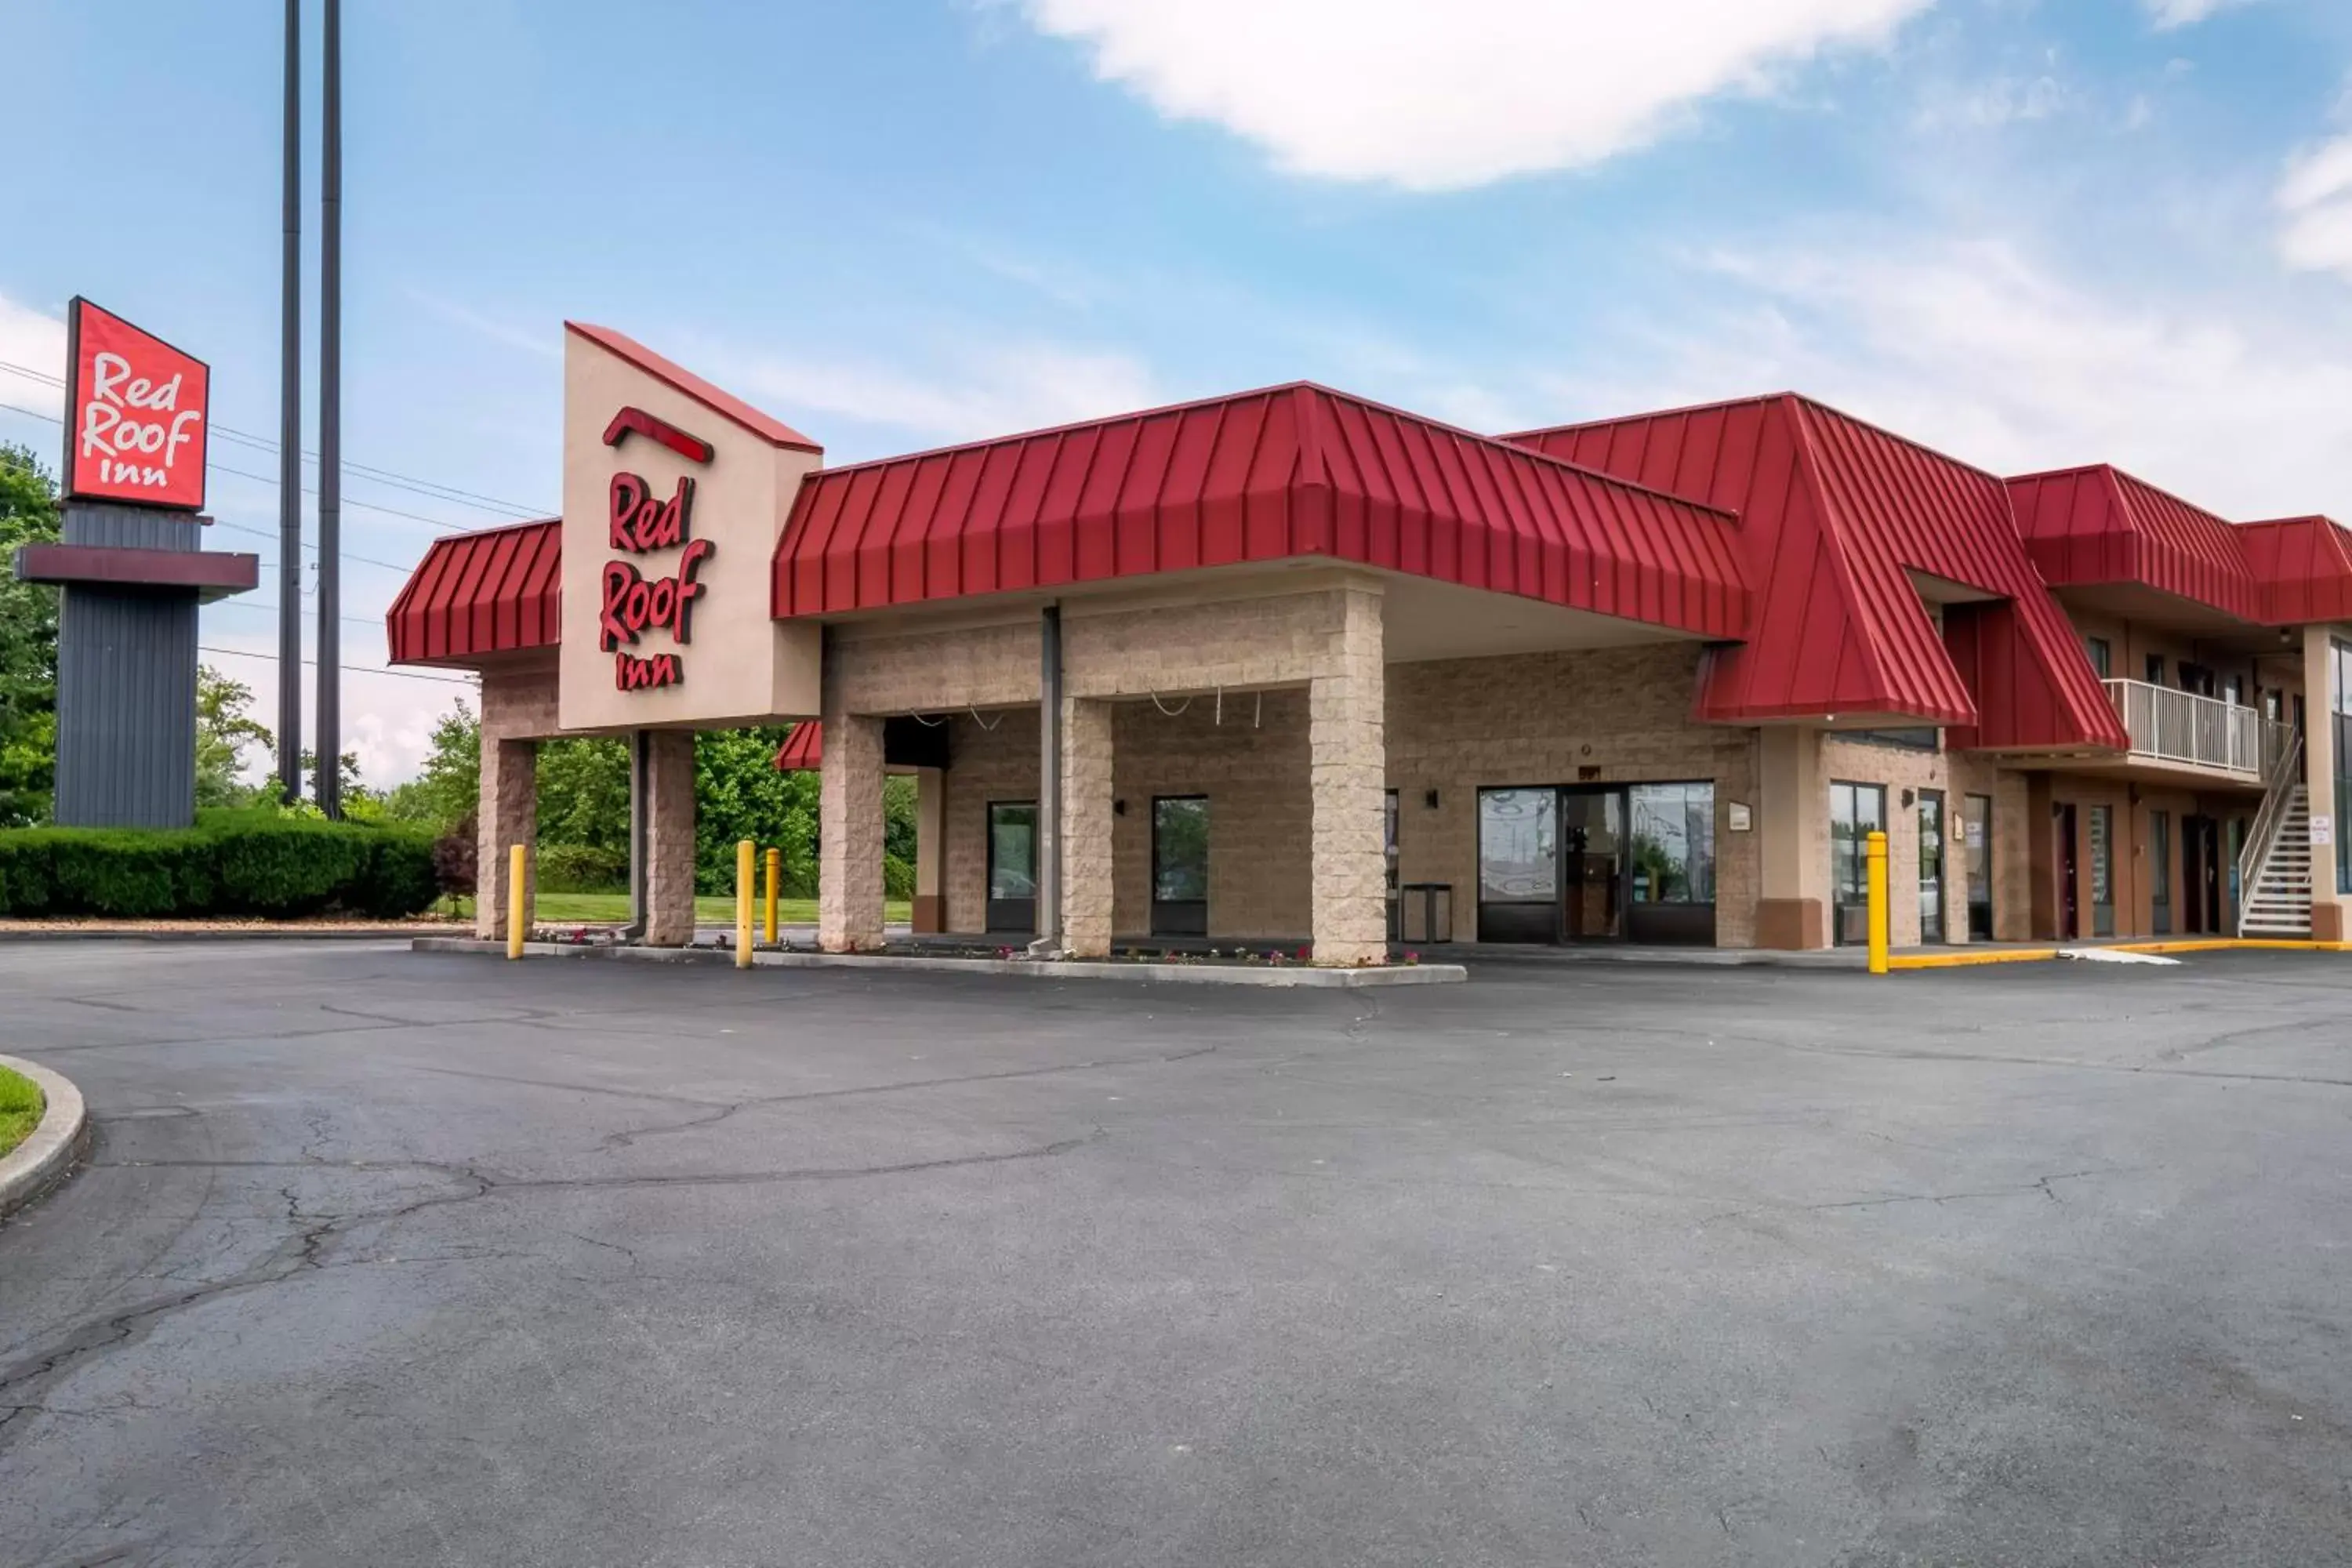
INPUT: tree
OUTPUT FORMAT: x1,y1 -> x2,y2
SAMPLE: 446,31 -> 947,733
0,444 -> 60,826
382,699 -> 480,827
195,665 -> 275,807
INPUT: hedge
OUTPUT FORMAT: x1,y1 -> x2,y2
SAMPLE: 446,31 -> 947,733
0,808 -> 439,920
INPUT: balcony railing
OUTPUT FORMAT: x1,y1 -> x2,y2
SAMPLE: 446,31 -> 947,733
2103,679 -> 2288,779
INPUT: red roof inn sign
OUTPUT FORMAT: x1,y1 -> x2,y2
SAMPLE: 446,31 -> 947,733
65,298 -> 210,510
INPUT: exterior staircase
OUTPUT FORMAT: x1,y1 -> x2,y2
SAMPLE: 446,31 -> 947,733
2240,786 -> 2313,937
2238,731 -> 2311,937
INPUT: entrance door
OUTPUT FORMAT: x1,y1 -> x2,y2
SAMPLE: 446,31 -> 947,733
1475,787 -> 1559,943
2151,811 -> 2172,935
1150,796 -> 1210,936
2056,802 -> 2080,939
1559,787 -> 1625,941
1918,790 -> 1947,945
2089,804 -> 2115,938
2183,815 -> 2223,935
985,800 -> 1037,933
1830,781 -> 1888,946
1963,793 -> 1994,939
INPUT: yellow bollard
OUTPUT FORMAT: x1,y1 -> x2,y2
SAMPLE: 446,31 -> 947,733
1865,829 -> 1889,976
764,847 -> 780,946
506,843 -> 527,960
736,838 -> 755,969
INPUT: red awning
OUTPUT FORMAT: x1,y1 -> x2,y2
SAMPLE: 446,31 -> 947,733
2239,515 -> 2352,625
773,722 -> 821,771
386,518 -> 561,666
2005,465 -> 2263,623
771,383 -> 1751,640
1506,395 -> 2128,750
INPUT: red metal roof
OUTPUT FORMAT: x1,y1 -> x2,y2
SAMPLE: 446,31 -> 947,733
770,383 -> 1751,639
2005,465 -> 2263,622
386,518 -> 561,666
774,722 -> 822,771
1504,395 -> 2128,750
565,321 -> 822,455
2239,515 -> 2352,625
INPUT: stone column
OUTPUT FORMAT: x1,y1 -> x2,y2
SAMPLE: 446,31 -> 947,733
1308,588 -> 1388,966
818,713 -> 887,953
912,766 -> 945,935
1755,726 -> 1828,949
474,735 -> 536,940
643,729 -> 698,947
2306,622 -> 2345,941
1060,697 -> 1116,958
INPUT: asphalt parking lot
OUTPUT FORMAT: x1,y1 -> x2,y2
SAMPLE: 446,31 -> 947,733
2,942 -> 2349,1567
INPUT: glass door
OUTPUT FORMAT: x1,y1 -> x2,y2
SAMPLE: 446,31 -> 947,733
1150,797 -> 1210,936
1475,787 -> 1559,944
1830,782 -> 1887,946
1963,793 -> 1994,939
2151,810 -> 2172,935
985,801 -> 1037,933
1918,789 -> 1947,945
2089,803 -> 2114,937
1559,787 -> 1626,941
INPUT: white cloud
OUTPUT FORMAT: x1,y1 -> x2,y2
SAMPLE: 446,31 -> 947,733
2143,0 -> 2256,29
0,292 -> 67,418
1015,0 -> 1933,189
2278,133 -> 2352,280
1545,239 -> 2352,521
733,340 -> 1164,448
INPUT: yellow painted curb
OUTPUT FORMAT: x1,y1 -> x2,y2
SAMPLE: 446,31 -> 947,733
1885,938 -> 2352,970
1887,949 -> 2060,970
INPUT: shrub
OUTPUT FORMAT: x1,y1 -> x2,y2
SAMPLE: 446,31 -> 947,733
0,811 -> 441,920
433,811 -> 478,903
536,841 -> 626,892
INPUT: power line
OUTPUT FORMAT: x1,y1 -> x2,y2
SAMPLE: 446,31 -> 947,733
0,358 -> 548,519
199,643 -> 475,688
205,595 -> 385,633
191,517 -> 414,575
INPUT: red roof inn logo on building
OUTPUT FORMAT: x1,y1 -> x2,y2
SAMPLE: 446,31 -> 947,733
598,406 -> 715,691
64,298 -> 210,510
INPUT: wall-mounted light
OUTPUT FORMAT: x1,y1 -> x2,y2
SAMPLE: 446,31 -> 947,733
1112,799 -> 1127,817
1900,788 -> 1915,808
1424,789 -> 1439,811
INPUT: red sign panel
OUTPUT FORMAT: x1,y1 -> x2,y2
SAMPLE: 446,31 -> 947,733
64,298 -> 210,510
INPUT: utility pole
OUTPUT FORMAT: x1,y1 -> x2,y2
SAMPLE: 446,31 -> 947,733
316,0 -> 343,818
276,0 -> 303,804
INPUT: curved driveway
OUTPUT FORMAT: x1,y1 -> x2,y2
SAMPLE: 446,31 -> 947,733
2,942 -> 2350,1566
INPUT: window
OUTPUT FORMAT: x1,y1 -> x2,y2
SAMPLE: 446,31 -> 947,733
1848,727 -> 1940,751
2085,637 -> 2112,678
1151,797 -> 1210,936
2335,641 -> 2352,895
2146,654 -> 2166,687
2223,675 -> 2245,707
1829,782 -> 1888,946
1628,782 -> 1715,905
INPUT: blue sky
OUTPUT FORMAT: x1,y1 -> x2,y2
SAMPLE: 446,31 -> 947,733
9,0 -> 2352,781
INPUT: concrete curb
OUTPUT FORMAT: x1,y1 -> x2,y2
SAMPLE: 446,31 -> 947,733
0,927 -> 456,943
0,1052 -> 90,1219
412,936 -> 1468,988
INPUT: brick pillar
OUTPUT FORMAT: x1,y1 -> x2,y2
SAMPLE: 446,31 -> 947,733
819,713 -> 887,953
1061,697 -> 1115,958
2306,622 -> 2345,941
1755,726 -> 1829,949
1309,588 -> 1388,966
642,729 -> 699,947
475,735 -> 536,940
912,765 -> 945,934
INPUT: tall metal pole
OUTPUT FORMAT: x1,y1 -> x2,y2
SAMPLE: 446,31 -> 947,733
316,0 -> 343,817
276,0 -> 303,804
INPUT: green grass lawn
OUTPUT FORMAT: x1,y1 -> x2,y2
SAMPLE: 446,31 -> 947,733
456,893 -> 911,927
0,1065 -> 43,1160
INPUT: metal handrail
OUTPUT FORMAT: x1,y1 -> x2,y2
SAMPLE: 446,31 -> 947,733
2101,679 -> 2270,776
2236,729 -> 2305,936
